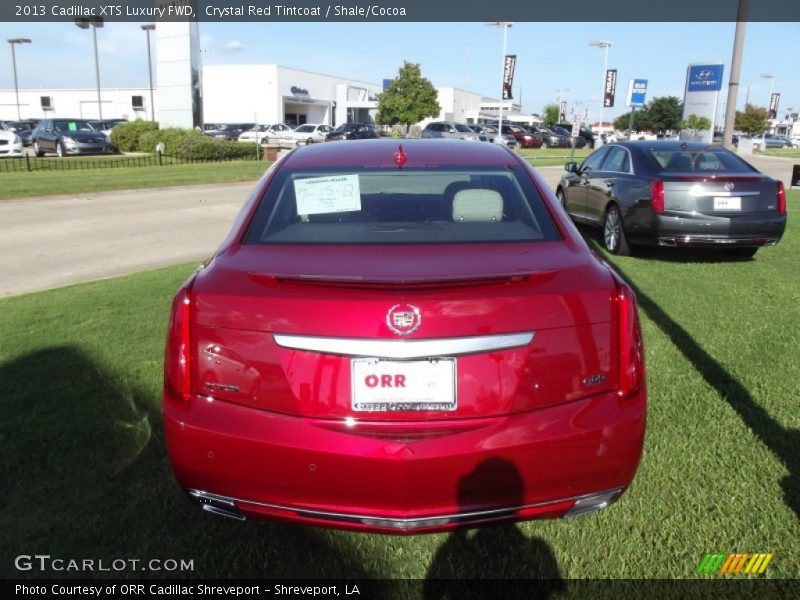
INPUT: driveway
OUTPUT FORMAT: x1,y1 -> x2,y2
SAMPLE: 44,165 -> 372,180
0,153 -> 796,297
0,182 -> 253,297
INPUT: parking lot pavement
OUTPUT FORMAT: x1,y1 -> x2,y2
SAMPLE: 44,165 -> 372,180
0,154 -> 792,298
0,182 -> 253,297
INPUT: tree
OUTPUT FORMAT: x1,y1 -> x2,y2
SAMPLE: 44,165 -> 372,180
679,114 -> 712,140
541,103 -> 560,126
376,62 -> 440,129
613,109 -> 651,132
645,96 -> 682,133
735,104 -> 768,135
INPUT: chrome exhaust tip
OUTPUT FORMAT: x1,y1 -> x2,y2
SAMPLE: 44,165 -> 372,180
564,488 -> 624,519
188,489 -> 246,521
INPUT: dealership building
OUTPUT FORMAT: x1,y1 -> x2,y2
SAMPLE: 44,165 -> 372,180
0,66 -> 542,129
0,64 -> 382,127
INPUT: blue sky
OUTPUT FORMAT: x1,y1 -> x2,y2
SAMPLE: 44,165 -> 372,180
1,21 -> 798,122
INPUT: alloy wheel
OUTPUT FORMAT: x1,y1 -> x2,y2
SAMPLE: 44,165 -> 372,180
604,208 -> 620,252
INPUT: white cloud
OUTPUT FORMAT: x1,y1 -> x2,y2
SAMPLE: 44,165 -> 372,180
224,40 -> 244,52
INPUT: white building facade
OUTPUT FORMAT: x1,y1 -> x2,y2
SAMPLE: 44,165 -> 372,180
0,87 -> 154,121
202,64 -> 381,127
0,64 -> 382,128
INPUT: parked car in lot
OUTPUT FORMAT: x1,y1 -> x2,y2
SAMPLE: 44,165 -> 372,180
163,139 -> 647,533
31,118 -> 109,157
325,122 -> 380,141
557,141 -> 787,257
551,126 -> 587,148
4,119 -> 38,146
712,131 -> 740,147
557,123 -> 594,146
0,121 -> 24,157
421,121 -> 480,141
238,124 -> 294,144
467,124 -> 516,147
537,127 -> 571,149
89,119 -> 128,145
497,124 -> 542,149
751,133 -> 793,149
283,123 -> 334,146
206,123 -> 256,139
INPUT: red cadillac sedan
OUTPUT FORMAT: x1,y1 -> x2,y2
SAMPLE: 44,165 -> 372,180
163,139 -> 647,533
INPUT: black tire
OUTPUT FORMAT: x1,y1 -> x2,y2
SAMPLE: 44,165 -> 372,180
556,188 -> 567,211
56,142 -> 65,158
727,247 -> 758,259
603,204 -> 631,256
307,137 -> 314,146
33,141 -> 44,157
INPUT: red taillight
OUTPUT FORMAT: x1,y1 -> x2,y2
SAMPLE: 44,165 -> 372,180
777,180 -> 786,215
615,282 -> 644,399
650,179 -> 664,214
164,286 -> 193,408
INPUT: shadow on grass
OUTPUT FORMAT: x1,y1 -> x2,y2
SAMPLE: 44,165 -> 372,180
424,459 -> 565,598
0,346 -> 376,579
592,247 -> 800,520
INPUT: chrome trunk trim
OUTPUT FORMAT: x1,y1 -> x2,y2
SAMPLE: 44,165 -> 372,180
273,332 -> 534,359
187,487 -> 624,529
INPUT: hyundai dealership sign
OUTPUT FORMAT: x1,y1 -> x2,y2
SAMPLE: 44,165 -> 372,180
682,63 -> 724,143
686,65 -> 724,92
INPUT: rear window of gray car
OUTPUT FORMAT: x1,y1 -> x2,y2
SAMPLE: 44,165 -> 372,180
649,148 -> 756,173
246,167 -> 560,245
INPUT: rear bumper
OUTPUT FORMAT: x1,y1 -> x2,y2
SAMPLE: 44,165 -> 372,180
164,389 -> 646,533
632,212 -> 786,247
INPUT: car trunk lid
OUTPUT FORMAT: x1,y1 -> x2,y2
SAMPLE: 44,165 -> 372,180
189,243 -> 617,421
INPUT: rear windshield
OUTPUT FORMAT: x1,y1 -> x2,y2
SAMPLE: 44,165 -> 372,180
245,167 -> 560,245
649,148 -> 756,173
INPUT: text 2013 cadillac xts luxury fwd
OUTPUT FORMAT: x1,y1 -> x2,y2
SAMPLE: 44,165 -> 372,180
164,139 -> 647,533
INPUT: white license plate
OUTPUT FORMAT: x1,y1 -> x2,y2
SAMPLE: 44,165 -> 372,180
714,196 -> 741,211
351,358 -> 456,412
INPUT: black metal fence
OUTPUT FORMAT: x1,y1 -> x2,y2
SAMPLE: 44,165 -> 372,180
0,151 -> 261,174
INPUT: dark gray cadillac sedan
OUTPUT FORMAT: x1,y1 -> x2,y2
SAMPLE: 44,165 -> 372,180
556,141 -> 787,258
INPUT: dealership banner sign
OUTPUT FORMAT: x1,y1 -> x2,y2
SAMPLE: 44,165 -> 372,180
502,55 -> 517,101
682,63 -> 724,143
604,69 -> 617,108
769,93 -> 781,119
626,78 -> 648,108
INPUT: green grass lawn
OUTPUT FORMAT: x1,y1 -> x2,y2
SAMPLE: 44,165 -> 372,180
764,148 -> 800,159
0,194 -> 798,581
0,160 -> 270,200
517,147 -> 592,167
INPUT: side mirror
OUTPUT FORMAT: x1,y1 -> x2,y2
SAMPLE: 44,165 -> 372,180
565,161 -> 579,173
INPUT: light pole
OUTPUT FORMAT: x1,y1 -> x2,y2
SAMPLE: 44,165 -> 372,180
7,38 -> 31,120
589,40 -> 612,145
485,22 -> 512,143
141,24 -> 156,121
75,18 -> 104,120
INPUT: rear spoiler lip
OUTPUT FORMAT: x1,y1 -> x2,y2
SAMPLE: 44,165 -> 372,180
247,270 -> 559,290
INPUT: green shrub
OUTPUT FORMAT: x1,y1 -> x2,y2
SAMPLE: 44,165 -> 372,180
110,120 -> 158,152
137,127 -> 258,159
